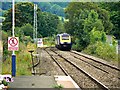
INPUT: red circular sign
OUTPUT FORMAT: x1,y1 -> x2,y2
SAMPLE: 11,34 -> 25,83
8,37 -> 18,47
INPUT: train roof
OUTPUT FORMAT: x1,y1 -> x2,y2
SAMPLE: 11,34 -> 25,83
57,33 -> 70,36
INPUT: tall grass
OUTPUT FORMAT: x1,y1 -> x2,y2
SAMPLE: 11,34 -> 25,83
83,41 -> 118,62
43,37 -> 55,47
2,42 -> 36,75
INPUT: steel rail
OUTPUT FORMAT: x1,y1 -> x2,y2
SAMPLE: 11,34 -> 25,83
51,49 -> 110,90
71,54 -> 109,73
71,51 -> 120,71
45,49 -> 69,76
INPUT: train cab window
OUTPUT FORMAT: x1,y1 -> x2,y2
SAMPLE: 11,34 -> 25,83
62,35 -> 69,40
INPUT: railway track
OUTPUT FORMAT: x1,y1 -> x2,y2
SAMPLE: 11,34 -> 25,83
50,47 -> 120,89
32,47 -> 119,89
70,51 -> 120,79
45,49 -> 69,76
45,48 -> 110,89
71,50 -> 120,71
33,48 -> 66,76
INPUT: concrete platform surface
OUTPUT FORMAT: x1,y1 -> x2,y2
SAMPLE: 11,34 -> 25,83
9,76 -> 57,88
55,76 -> 80,89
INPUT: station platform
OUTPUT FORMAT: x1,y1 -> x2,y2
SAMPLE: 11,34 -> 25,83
9,76 -> 57,88
9,75 -> 80,89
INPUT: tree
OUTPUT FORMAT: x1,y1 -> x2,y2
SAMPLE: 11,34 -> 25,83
37,12 -> 59,37
20,24 -> 33,38
57,20 -> 66,34
65,2 -> 111,51
90,27 -> 106,44
15,23 -> 33,42
98,2 -> 120,39
2,2 -> 40,32
38,2 -> 51,12
37,2 -> 65,17
65,2 -> 112,34
83,10 -> 104,32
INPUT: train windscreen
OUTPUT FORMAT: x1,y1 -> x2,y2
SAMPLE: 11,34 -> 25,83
62,35 -> 69,40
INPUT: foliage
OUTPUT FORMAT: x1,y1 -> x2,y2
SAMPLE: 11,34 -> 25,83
83,10 -> 104,32
20,24 -> 33,38
43,36 -> 55,47
90,27 -> 106,44
57,18 -> 66,33
15,23 -> 33,40
2,57 -> 11,74
1,31 -> 12,61
2,2 -> 60,38
83,27 -> 117,61
37,12 -> 59,37
72,38 -> 82,51
65,2 -> 112,51
1,2 -> 68,17
2,2 -> 39,32
2,79 -> 9,86
98,2 -> 120,39
15,27 -> 24,42
37,2 -> 68,17
16,51 -> 31,75
27,42 -> 36,51
83,41 -> 118,61
65,2 -> 112,33
16,43 -> 32,75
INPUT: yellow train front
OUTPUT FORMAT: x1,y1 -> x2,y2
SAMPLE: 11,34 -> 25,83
55,33 -> 72,51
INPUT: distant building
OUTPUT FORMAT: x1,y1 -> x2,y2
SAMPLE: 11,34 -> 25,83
106,35 -> 119,54
106,35 -> 112,45
118,40 -> 120,54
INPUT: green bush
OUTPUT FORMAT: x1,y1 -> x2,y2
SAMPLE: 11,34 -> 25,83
2,79 -> 9,86
43,36 -> 55,47
72,38 -> 87,51
83,41 -> 118,61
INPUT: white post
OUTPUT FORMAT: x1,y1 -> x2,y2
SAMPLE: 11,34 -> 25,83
12,0 -> 15,55
12,0 -> 16,77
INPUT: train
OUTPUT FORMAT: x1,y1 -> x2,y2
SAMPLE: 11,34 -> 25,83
55,33 -> 72,51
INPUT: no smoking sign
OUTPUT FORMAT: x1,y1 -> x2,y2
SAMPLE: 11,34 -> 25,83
8,37 -> 19,51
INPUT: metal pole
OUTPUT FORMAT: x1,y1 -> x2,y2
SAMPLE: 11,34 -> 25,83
33,4 -> 35,43
35,4 -> 37,44
33,4 -> 37,44
12,0 -> 16,77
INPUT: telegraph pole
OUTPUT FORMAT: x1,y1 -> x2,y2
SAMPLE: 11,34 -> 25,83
33,4 -> 37,43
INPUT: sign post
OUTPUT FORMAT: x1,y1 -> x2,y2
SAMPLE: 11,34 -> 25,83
11,0 -> 16,77
8,37 -> 19,76
8,37 -> 19,77
37,38 -> 43,48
